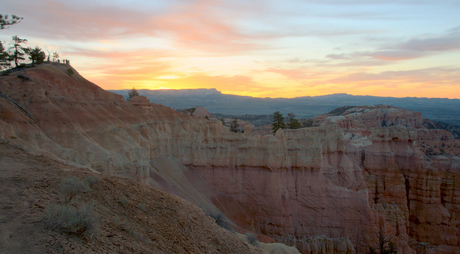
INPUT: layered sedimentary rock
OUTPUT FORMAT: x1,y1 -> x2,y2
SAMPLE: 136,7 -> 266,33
1,65 -> 459,253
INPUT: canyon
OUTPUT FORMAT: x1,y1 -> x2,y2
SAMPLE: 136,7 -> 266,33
1,64 -> 459,254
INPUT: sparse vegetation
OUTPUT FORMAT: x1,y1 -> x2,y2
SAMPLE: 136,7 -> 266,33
119,195 -> 128,206
52,51 -> 60,62
126,87 -> 139,101
137,203 -> 147,212
245,232 -> 260,247
271,111 -> 285,135
230,118 -> 239,133
66,67 -> 74,76
182,107 -> 196,115
0,14 -> 23,29
327,106 -> 355,116
9,35 -> 28,68
58,177 -> 90,203
0,42 -> 10,70
85,175 -> 99,186
43,203 -> 98,239
302,118 -> 314,127
287,112 -> 301,129
207,211 -> 233,232
368,227 -> 397,254
25,46 -> 45,67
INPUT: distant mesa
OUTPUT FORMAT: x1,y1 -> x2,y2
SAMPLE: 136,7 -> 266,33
109,88 -> 460,125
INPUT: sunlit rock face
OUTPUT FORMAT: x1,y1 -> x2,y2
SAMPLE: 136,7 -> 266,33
1,64 -> 459,254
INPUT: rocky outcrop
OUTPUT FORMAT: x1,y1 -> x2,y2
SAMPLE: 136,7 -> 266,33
1,64 -> 459,253
316,105 -> 423,129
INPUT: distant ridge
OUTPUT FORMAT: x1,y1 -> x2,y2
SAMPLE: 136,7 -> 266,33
109,89 -> 460,125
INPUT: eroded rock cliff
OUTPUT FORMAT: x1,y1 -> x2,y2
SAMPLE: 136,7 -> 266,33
1,65 -> 459,253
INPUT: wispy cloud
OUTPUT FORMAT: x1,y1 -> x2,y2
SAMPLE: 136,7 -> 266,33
2,0 -> 459,98
397,30 -> 460,52
324,67 -> 460,85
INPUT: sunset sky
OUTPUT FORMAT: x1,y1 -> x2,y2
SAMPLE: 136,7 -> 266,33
2,0 -> 460,98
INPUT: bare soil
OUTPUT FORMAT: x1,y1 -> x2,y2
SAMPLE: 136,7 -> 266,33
0,143 -> 262,254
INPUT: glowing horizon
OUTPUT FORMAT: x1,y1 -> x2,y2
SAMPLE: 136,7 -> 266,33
2,0 -> 460,99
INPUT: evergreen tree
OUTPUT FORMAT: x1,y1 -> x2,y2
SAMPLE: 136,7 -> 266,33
230,118 -> 239,133
9,35 -> 27,68
52,51 -> 60,62
25,46 -> 45,66
271,111 -> 285,135
126,87 -> 140,101
0,42 -> 10,70
287,113 -> 302,129
0,14 -> 23,30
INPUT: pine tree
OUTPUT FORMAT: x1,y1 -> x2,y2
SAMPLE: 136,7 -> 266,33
271,111 -> 285,135
9,35 -> 27,68
287,113 -> 301,129
230,118 -> 239,133
0,14 -> 23,30
126,87 -> 140,101
25,46 -> 46,67
0,42 -> 10,70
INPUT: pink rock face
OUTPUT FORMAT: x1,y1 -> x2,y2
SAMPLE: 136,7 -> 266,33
1,65 -> 459,254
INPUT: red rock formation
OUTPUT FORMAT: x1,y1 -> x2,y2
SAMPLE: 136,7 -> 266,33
1,64 -> 459,253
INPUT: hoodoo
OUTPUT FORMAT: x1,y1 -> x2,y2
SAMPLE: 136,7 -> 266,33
1,64 -> 459,253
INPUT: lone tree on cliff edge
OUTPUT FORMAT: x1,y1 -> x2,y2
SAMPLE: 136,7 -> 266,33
271,111 -> 285,135
9,35 -> 27,68
287,113 -> 302,129
25,46 -> 46,67
230,118 -> 239,133
126,87 -> 140,101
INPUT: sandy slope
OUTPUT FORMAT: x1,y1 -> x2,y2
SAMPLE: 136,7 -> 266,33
0,143 -> 265,254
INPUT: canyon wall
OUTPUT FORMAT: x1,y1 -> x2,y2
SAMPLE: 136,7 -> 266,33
1,64 -> 459,253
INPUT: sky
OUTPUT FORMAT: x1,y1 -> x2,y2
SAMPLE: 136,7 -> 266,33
2,0 -> 460,98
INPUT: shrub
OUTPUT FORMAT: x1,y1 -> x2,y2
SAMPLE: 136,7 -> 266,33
245,232 -> 260,247
137,203 -> 147,212
207,211 -> 233,232
58,177 -> 90,203
85,175 -> 99,186
119,195 -> 128,206
66,68 -> 74,76
43,204 -> 98,239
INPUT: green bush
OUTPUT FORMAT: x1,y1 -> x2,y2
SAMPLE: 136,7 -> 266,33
43,204 -> 98,239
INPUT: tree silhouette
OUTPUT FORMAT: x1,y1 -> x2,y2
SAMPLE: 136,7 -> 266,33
271,111 -> 285,135
9,35 -> 27,68
0,42 -> 10,70
25,46 -> 46,66
66,68 -> 74,76
126,87 -> 140,101
52,51 -> 60,62
230,118 -> 239,133
369,227 -> 398,254
0,14 -> 23,29
287,113 -> 301,129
